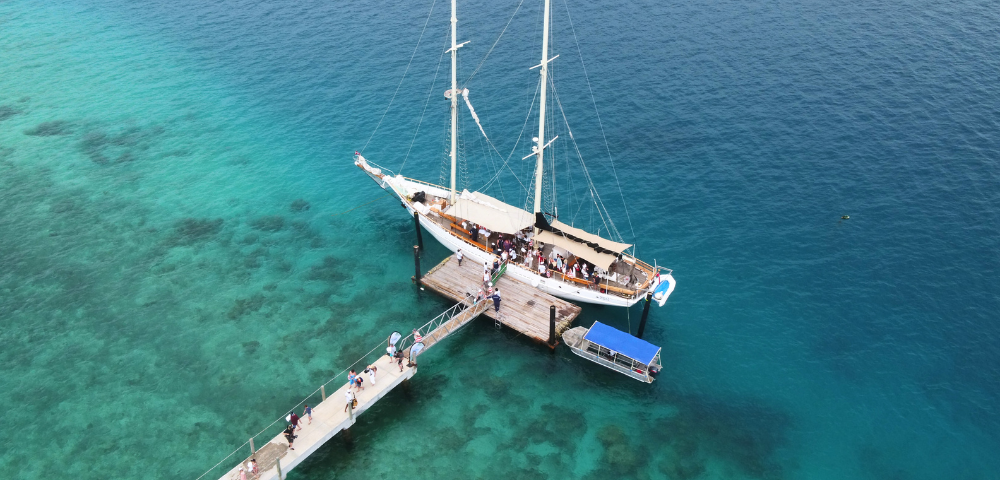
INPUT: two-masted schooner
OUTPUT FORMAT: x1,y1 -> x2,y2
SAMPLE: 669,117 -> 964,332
355,0 -> 675,308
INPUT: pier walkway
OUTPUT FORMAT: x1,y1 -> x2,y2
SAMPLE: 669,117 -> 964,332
217,354 -> 414,480
420,256 -> 582,342
204,256 -> 585,480
207,296 -> 493,480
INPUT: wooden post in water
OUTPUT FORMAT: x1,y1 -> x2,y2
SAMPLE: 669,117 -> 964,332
321,385 -> 326,402
414,212 -> 424,251
412,245 -> 422,286
637,292 -> 653,339
548,305 -> 557,348
249,437 -> 255,456
276,458 -> 283,480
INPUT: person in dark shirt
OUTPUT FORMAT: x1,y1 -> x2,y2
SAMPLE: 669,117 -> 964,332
488,289 -> 501,312
290,411 -> 301,430
283,424 -> 296,450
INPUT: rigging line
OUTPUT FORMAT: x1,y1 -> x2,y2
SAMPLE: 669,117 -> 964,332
561,0 -> 636,243
478,79 -> 540,194
465,0 -> 527,85
360,0 -> 438,155
400,29 -> 451,173
550,79 -> 617,242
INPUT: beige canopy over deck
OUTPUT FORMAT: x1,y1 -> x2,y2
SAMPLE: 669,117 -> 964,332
535,230 -> 619,270
534,219 -> 631,270
444,190 -> 534,235
547,219 -> 632,253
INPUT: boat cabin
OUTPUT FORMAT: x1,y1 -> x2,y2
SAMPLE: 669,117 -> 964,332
563,322 -> 662,383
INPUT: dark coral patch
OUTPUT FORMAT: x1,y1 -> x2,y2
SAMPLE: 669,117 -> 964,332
290,199 -> 310,212
173,218 -> 224,244
250,215 -> 285,232
0,105 -> 22,122
25,120 -> 73,136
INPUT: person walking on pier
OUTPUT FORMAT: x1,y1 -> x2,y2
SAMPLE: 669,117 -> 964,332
344,389 -> 355,413
488,289 -> 501,313
284,424 -> 296,450
290,411 -> 302,431
303,404 -> 312,425
394,349 -> 404,372
365,364 -> 377,386
456,249 -> 464,266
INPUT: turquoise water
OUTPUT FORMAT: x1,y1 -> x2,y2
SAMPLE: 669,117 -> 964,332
2,0 -> 999,479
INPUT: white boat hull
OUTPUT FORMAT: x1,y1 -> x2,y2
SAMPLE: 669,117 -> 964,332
356,157 -> 669,308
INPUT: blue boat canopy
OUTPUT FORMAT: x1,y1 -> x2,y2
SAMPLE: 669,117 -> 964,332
583,322 -> 661,365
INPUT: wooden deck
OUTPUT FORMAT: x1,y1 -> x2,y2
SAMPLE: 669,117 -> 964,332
217,354 -> 415,480
420,256 -> 582,342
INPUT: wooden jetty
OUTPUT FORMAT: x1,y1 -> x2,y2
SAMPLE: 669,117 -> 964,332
420,256 -> 582,342
209,257 -> 583,480
213,296 -> 494,480
217,354 -> 415,480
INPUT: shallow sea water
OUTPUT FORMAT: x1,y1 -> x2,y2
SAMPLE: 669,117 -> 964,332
1,0 -> 999,479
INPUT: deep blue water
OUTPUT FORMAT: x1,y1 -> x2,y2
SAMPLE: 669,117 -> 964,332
1,0 -> 998,479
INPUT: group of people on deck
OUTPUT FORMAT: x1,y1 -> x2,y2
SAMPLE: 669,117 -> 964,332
458,221 -> 606,288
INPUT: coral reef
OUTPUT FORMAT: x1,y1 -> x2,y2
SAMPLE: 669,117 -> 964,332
24,120 -> 73,136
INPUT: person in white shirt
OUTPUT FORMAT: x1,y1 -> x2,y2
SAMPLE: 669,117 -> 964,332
344,389 -> 355,413
456,249 -> 464,266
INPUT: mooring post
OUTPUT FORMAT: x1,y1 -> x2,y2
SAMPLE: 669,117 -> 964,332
348,397 -> 355,423
321,385 -> 326,402
548,305 -> 557,348
412,245 -> 422,286
276,458 -> 283,480
249,437 -> 255,456
414,212 -> 424,251
637,292 -> 653,339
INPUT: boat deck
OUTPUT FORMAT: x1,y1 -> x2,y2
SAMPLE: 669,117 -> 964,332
420,256 -> 582,342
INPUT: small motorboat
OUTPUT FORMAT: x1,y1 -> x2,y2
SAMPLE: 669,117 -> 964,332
562,321 -> 662,383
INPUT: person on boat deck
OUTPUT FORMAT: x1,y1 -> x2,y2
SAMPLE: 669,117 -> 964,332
500,249 -> 508,262
492,258 -> 500,275
471,226 -> 479,243
539,263 -> 547,277
508,248 -> 517,264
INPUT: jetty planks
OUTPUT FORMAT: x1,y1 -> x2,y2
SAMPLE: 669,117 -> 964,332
420,256 -> 582,342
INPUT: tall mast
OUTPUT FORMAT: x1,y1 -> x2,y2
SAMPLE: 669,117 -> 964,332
449,0 -> 458,204
532,0 -> 552,221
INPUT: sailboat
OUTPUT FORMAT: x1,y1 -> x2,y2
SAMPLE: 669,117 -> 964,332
354,0 -> 675,308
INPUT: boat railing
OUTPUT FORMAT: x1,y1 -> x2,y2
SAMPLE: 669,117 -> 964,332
397,296 -> 483,355
584,341 -> 650,377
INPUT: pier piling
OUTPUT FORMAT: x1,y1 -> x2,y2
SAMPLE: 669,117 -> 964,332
412,245 -> 422,286
548,305 -> 557,348
413,212 -> 424,251
637,292 -> 652,338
